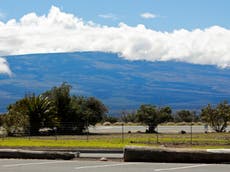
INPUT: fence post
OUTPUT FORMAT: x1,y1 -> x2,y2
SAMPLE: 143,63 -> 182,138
86,121 -> 89,142
122,123 -> 124,143
190,123 -> 193,145
28,126 -> 31,140
53,127 -> 57,140
156,126 -> 159,144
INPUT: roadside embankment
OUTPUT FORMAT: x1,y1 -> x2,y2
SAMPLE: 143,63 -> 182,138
124,146 -> 230,163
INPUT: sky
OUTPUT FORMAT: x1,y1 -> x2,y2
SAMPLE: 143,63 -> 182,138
0,0 -> 230,75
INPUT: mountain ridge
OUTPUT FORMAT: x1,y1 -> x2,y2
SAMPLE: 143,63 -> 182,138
1,52 -> 230,115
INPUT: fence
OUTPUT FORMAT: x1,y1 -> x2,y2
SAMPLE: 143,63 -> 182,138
0,123 -> 230,147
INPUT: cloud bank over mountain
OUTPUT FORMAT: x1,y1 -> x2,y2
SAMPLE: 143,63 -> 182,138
0,6 -> 230,75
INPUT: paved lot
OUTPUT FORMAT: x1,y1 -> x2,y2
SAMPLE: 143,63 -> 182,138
79,153 -> 123,159
0,159 -> 229,172
89,125 -> 230,133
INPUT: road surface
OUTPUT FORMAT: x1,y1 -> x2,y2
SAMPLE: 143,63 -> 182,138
0,159 -> 229,172
89,125 -> 230,133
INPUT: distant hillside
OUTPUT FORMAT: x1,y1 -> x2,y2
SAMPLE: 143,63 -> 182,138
1,52 -> 230,114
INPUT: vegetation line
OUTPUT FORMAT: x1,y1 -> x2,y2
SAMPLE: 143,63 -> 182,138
0,82 -> 230,149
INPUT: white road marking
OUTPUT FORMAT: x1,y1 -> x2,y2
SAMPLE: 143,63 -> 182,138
207,149 -> 230,153
154,164 -> 210,171
74,162 -> 139,170
3,160 -> 76,167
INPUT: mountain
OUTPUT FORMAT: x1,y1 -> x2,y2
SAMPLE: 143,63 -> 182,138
1,52 -> 230,114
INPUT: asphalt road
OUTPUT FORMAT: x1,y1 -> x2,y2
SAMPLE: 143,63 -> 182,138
0,159 -> 229,172
89,125 -> 230,133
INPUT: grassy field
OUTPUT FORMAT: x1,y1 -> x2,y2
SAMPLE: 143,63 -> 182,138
0,132 -> 230,149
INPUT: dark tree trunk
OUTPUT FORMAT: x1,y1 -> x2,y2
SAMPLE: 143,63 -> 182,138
29,126 -> 40,136
147,125 -> 157,133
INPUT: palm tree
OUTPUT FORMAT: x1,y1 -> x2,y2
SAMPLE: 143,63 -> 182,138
8,94 -> 57,135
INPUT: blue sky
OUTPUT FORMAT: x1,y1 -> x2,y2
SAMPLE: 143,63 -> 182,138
0,0 -> 230,75
0,0 -> 229,31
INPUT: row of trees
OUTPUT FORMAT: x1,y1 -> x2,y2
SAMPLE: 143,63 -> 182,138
120,109 -> 200,123
1,83 -> 108,135
119,105 -> 197,133
110,102 -> 230,133
0,82 -> 230,135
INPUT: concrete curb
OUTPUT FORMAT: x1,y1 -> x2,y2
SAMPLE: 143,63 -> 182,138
0,149 -> 75,160
0,147 -> 123,154
124,146 -> 230,163
74,149 -> 123,153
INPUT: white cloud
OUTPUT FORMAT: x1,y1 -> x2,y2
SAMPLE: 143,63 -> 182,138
0,5 -> 230,71
0,57 -> 12,76
140,12 -> 157,19
98,13 -> 117,20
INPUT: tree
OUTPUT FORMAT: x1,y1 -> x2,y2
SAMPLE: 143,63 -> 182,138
43,82 -> 108,134
68,96 -> 108,134
201,101 -> 230,132
175,110 -> 194,122
7,94 -> 56,135
5,82 -> 108,135
85,97 -> 108,126
0,114 -> 4,126
102,115 -> 118,123
120,110 -> 138,123
43,82 -> 72,133
2,111 -> 29,136
43,82 -> 72,122
136,104 -> 172,133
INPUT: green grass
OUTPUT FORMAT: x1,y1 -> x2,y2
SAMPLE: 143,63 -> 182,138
0,138 -> 129,148
0,133 -> 230,149
0,134 -> 147,149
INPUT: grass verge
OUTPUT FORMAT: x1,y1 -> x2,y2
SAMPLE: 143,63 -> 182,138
0,133 -> 230,149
